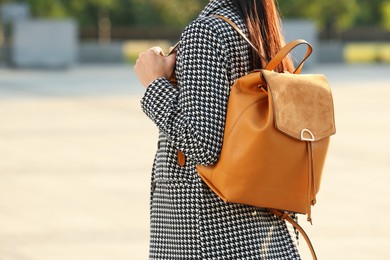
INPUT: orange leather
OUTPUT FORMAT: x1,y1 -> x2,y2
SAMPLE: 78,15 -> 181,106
177,149 -> 186,167
196,67 -> 335,215
193,16 -> 336,217
264,39 -> 313,74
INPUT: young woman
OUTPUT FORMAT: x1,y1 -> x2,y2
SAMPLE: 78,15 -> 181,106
134,0 -> 299,259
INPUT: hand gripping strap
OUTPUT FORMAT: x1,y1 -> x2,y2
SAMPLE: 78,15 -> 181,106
268,209 -> 318,260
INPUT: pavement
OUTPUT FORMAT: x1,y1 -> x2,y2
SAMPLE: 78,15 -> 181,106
0,64 -> 389,259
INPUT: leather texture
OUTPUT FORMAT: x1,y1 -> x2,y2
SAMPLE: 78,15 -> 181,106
177,149 -> 186,167
196,66 -> 335,214
194,17 -> 336,217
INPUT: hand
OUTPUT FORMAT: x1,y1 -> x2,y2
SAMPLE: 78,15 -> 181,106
134,46 -> 177,88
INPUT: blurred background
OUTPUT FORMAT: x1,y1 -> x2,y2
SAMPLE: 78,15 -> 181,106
0,0 -> 389,259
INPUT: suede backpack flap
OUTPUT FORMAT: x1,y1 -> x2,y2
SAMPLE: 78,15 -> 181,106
261,70 -> 336,142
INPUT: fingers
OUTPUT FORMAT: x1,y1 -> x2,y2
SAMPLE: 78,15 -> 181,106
148,44 -> 178,57
134,45 -> 177,88
150,46 -> 165,56
135,48 -> 162,68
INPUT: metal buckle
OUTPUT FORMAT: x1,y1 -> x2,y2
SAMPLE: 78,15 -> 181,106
301,129 -> 315,141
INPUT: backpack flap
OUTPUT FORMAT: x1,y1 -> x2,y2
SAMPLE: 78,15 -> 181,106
261,70 -> 336,142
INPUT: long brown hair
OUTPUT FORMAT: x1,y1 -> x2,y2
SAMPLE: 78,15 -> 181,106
232,0 -> 294,72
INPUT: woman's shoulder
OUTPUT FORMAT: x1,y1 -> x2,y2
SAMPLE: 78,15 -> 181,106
183,16 -> 224,35
181,9 -> 246,43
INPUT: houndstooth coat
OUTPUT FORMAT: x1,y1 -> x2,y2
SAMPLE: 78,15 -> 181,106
140,0 -> 301,259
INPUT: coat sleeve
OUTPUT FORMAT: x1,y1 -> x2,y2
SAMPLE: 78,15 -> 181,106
140,19 -> 230,165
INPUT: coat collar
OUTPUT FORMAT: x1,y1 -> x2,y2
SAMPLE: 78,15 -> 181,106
199,0 -> 234,17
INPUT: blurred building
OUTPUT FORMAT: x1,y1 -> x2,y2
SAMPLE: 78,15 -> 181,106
1,3 -> 77,68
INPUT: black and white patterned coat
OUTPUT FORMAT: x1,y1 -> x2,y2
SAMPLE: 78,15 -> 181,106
141,0 -> 301,259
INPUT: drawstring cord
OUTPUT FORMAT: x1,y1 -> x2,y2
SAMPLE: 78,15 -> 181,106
306,141 -> 317,224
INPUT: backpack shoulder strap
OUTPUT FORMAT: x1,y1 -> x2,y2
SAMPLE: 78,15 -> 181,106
213,15 -> 268,64
213,14 -> 313,74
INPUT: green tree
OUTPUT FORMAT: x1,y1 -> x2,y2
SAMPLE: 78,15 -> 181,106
149,0 -> 208,27
383,0 -> 390,29
0,0 -> 208,28
279,0 -> 390,31
354,0 -> 383,26
2,0 -> 390,32
279,0 -> 359,30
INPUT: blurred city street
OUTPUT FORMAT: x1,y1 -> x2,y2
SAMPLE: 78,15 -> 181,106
0,64 -> 390,259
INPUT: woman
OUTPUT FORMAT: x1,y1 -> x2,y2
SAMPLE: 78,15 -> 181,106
134,0 -> 299,259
